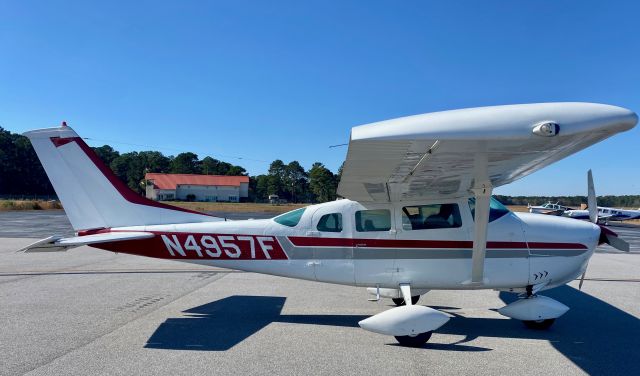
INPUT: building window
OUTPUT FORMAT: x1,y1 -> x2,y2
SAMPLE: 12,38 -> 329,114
402,204 -> 462,230
355,209 -> 391,232
317,213 -> 342,232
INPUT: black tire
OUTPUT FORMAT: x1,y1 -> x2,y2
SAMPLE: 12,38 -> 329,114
392,295 -> 421,306
523,318 -> 555,330
395,331 -> 432,347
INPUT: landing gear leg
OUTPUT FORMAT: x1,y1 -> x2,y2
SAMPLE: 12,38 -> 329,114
525,284 -> 533,297
392,295 -> 421,306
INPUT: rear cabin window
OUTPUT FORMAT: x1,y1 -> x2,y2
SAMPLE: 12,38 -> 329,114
317,213 -> 343,232
355,209 -> 391,232
401,204 -> 462,230
273,208 -> 306,227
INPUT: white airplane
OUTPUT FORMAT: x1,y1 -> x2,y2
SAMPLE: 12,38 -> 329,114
19,102 -> 637,347
564,205 -> 640,223
527,202 -> 574,216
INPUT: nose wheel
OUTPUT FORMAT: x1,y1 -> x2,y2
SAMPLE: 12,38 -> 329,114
523,318 -> 556,330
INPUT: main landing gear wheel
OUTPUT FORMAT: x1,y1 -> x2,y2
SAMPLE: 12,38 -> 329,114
394,331 -> 433,347
392,295 -> 420,306
523,318 -> 556,330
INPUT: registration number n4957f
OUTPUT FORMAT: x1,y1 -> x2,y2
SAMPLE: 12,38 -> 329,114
160,234 -> 287,260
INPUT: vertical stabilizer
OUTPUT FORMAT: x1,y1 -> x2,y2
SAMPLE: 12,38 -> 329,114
24,125 -> 221,231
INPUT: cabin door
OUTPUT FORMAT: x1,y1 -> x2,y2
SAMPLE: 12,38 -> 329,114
351,205 -> 397,287
308,205 -> 355,285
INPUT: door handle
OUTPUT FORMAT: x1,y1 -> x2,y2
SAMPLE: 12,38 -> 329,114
355,243 -> 367,247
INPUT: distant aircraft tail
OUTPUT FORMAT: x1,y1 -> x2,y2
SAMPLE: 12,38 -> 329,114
24,124 -> 220,231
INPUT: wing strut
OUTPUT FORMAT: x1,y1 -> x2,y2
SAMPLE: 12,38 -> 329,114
468,181 -> 492,285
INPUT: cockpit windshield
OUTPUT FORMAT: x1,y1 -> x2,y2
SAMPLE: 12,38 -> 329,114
468,196 -> 511,222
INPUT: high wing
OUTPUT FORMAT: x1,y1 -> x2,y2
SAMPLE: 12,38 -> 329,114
337,103 -> 637,202
17,232 -> 154,253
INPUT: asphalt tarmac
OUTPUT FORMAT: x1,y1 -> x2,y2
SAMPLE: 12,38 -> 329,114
0,212 -> 638,375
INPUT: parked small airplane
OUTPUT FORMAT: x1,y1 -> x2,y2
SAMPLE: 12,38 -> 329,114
528,202 -> 574,216
564,205 -> 640,223
19,102 -> 637,346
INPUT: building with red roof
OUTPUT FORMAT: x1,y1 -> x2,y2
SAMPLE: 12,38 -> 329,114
145,173 -> 249,202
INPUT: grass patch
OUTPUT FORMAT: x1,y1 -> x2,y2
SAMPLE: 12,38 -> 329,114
0,200 -> 63,211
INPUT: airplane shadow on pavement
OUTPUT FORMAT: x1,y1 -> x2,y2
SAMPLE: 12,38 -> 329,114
146,287 -> 639,374
145,295 -> 487,352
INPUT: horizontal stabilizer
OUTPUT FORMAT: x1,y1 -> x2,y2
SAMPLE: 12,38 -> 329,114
18,232 -> 154,253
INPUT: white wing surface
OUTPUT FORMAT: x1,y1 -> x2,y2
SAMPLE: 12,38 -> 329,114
338,103 -> 637,202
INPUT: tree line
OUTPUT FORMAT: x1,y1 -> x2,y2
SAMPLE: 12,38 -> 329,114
0,127 -> 340,203
1,127 -> 639,206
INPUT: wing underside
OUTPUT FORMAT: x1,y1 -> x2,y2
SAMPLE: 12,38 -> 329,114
338,103 -> 637,202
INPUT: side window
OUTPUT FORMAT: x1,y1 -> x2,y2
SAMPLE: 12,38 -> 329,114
401,204 -> 462,230
355,209 -> 391,232
317,213 -> 343,232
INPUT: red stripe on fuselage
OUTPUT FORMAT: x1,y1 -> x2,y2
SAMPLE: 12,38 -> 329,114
84,230 -> 586,260
287,236 -> 587,250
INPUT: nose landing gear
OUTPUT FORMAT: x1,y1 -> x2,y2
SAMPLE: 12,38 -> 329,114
498,293 -> 569,329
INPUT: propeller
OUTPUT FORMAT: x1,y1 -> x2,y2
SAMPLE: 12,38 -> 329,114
587,170 -> 598,224
587,170 -> 630,252
578,266 -> 587,290
580,170 -> 630,290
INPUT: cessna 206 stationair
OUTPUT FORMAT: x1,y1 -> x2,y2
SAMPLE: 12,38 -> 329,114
20,102 -> 637,346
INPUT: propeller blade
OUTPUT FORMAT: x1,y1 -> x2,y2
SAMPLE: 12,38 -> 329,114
587,170 -> 598,224
598,225 -> 631,252
579,268 -> 587,290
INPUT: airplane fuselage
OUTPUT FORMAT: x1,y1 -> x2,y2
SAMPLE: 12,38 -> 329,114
92,198 -> 600,292
564,206 -> 640,222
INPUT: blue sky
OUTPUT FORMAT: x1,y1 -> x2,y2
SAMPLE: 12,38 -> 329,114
1,1 -> 638,195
